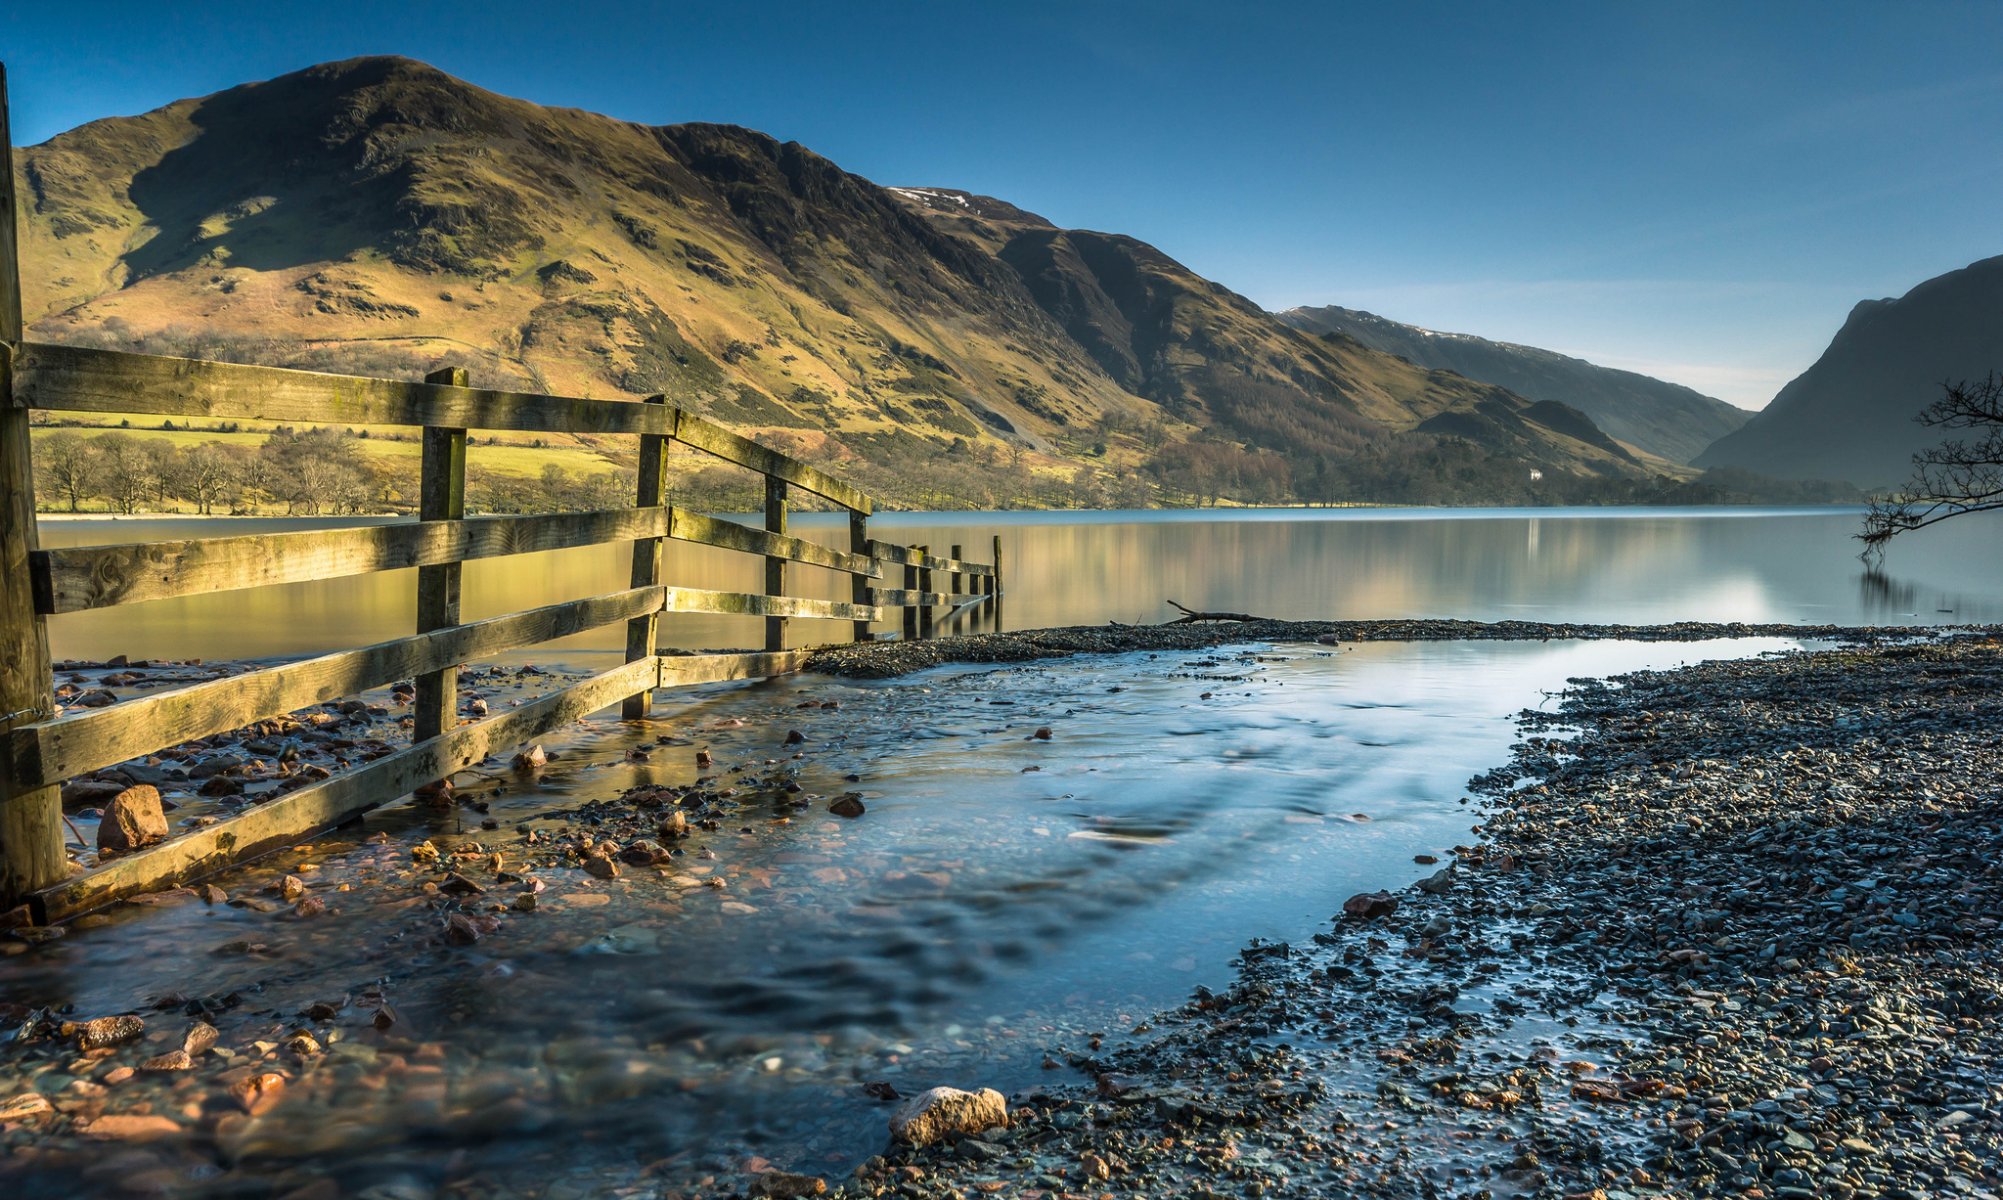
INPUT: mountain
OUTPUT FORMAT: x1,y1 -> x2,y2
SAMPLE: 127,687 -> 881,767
1279,305 -> 1750,464
1694,255 -> 2003,489
13,55 -> 1659,507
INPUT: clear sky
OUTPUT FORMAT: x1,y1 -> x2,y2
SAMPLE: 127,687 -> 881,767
7,0 -> 2002,409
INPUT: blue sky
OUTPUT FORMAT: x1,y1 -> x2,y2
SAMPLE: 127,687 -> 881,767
7,0 -> 2002,408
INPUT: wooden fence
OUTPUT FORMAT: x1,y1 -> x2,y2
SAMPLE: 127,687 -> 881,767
0,65 -> 1000,919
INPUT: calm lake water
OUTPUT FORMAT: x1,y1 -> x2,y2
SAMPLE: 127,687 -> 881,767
10,505 -> 1999,1195
34,505 -> 2003,664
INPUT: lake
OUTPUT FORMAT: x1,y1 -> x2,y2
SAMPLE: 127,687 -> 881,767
9,505 -> 2000,1195
34,505 -> 2003,664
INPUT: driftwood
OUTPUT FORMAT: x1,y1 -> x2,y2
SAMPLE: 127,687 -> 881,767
1164,600 -> 1269,625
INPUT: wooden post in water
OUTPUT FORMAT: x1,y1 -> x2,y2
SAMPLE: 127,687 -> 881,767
621,394 -> 670,718
848,509 -> 872,643
950,544 -> 964,600
413,366 -> 468,745
917,545 -> 936,639
763,477 -> 788,651
0,64 -> 66,912
991,533 -> 1004,630
901,553 -> 919,641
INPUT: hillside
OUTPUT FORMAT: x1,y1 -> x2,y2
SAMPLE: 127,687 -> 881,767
1694,255 -> 2003,489
14,55 -> 1664,508
1280,305 -> 1750,464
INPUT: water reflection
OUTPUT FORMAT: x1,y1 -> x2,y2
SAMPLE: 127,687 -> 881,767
36,507 -> 2003,664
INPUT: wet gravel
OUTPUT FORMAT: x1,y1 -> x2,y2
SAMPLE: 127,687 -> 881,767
831,635 -> 2003,1200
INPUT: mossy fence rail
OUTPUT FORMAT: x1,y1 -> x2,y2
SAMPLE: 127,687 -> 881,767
0,64 -> 1000,920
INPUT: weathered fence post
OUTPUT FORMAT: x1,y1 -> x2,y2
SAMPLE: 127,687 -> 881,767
763,477 -> 788,651
0,64 -> 66,911
849,509 -> 872,643
622,394 -> 670,719
991,533 -> 1004,630
950,543 -> 964,601
901,553 -> 919,641
917,544 -> 935,639
413,365 -> 468,745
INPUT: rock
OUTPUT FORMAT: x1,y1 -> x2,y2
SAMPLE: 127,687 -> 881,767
140,1049 -> 193,1071
695,749 -> 714,769
76,1015 -> 145,1049
583,854 -> 620,880
445,913 -> 490,944
1417,866 -> 1455,895
1080,1151 -> 1113,1181
97,785 -> 169,853
199,884 -> 227,905
829,794 -> 866,819
277,874 -> 307,902
620,840 -> 670,866
0,1093 -> 54,1123
785,730 -> 806,745
748,1171 -> 827,1198
184,1022 -> 219,1057
888,1086 -> 1008,1147
1342,891 -> 1399,920
1033,727 -> 1054,740
513,744 -> 548,771
468,698 -> 489,716
228,1072 -> 286,1116
659,811 -> 689,839
83,1114 -> 182,1140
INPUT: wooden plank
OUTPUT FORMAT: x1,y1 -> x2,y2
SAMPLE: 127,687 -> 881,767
763,478 -> 788,652
414,366 -> 468,744
657,649 -> 812,688
13,342 -> 681,438
868,541 -> 996,577
6,588 -> 665,792
671,410 -> 872,513
848,510 -> 872,643
35,655 -> 666,920
658,587 -> 880,622
667,509 -> 880,577
622,395 -> 671,720
992,533 -> 1004,628
32,507 -> 675,614
0,65 -> 66,908
868,589 -> 971,606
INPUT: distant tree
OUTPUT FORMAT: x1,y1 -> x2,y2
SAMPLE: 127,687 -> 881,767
1860,375 -> 2003,558
141,438 -> 181,510
180,444 -> 235,515
36,432 -> 101,512
94,434 -> 154,515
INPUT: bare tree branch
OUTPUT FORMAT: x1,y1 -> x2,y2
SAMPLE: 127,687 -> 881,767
1859,374 -> 2003,560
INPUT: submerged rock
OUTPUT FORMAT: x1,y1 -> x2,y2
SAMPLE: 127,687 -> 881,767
1341,891 -> 1399,920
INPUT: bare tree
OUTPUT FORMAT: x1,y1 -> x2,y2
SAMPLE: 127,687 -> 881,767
94,433 -> 154,515
1861,375 -> 2003,558
180,444 -> 235,515
35,432 -> 101,512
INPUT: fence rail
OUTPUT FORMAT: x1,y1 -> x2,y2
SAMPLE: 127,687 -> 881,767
0,64 -> 1002,919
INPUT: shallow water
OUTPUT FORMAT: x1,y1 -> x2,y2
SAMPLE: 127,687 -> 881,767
3,635 -> 1812,1191
35,506 -> 2003,663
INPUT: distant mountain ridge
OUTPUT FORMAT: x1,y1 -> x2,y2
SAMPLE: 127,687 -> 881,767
14,55 -> 1664,506
1694,255 -> 2003,488
1279,305 -> 1750,464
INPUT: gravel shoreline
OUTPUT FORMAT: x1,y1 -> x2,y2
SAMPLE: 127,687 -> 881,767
829,635 -> 2003,1200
